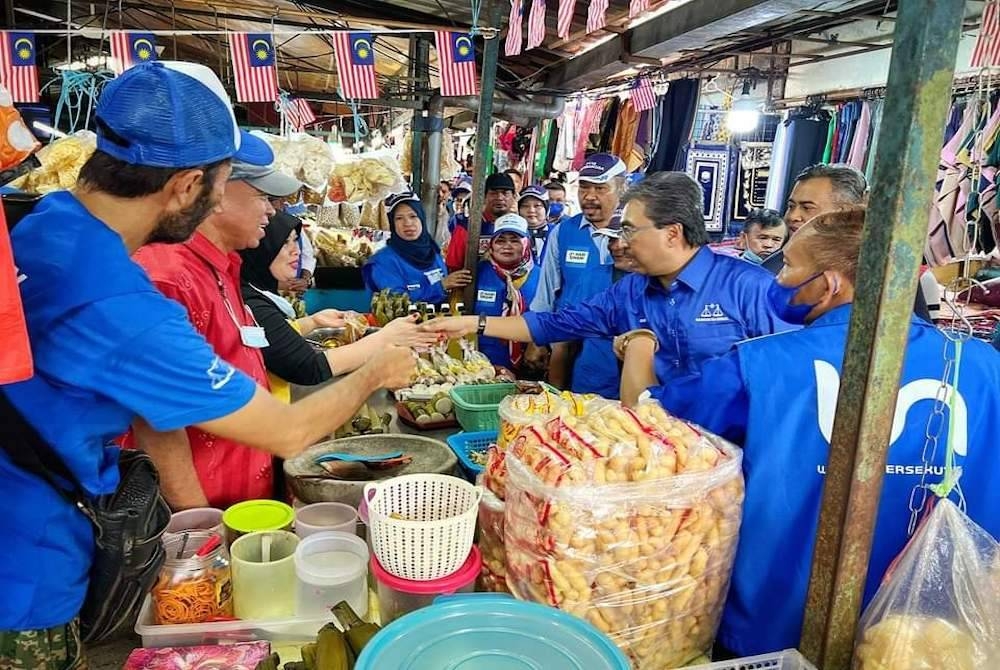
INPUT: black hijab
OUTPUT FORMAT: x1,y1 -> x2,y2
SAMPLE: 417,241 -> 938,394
386,195 -> 441,271
240,211 -> 301,293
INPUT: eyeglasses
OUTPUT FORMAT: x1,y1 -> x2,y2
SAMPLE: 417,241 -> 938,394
618,223 -> 657,242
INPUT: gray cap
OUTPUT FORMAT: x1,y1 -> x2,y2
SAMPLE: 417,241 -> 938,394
229,161 -> 303,198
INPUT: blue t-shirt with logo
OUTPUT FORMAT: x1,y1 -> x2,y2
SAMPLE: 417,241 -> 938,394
2,192 -> 257,630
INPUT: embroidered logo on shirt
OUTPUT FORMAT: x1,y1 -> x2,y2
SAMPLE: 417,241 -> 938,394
206,356 -> 236,390
477,289 -> 498,303
406,283 -> 421,291
565,249 -> 589,264
695,303 -> 730,323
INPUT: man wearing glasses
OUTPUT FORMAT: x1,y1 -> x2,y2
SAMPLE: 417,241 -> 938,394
421,171 -> 792,396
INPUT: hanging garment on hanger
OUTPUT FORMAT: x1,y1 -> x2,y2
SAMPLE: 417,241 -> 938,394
926,102 -> 977,265
572,98 -> 608,170
847,101 -> 872,170
836,101 -> 862,164
765,119 -> 790,211
611,100 -> 640,162
598,98 -> 621,153
944,100 -> 966,145
766,111 -> 830,210
865,99 -> 886,181
648,78 -> 700,172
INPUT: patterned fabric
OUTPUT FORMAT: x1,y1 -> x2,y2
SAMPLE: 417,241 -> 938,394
0,620 -> 89,670
685,143 -> 738,234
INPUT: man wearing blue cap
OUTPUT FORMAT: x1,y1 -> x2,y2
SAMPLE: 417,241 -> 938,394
0,61 -> 414,666
530,152 -> 625,396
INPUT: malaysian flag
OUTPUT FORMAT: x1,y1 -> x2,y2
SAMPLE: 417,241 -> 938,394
229,33 -> 278,103
587,0 -> 610,33
557,0 -> 577,39
629,0 -> 650,18
630,77 -> 657,112
972,0 -> 1000,67
505,0 -> 524,56
109,31 -> 157,75
435,31 -> 478,97
333,32 -> 378,99
0,33 -> 39,103
527,0 -> 547,50
284,97 -> 317,131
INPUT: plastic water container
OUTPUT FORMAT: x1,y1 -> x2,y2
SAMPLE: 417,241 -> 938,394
354,593 -> 630,670
164,508 -> 224,542
230,531 -> 300,620
223,500 -> 295,546
294,531 -> 369,618
294,502 -> 358,539
372,546 -> 480,624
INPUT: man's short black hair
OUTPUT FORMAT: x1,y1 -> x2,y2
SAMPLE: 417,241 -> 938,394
793,163 -> 867,205
744,208 -> 785,231
621,171 -> 708,247
77,150 -> 228,199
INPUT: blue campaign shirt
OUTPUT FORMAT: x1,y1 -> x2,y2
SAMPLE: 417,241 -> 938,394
473,260 -> 540,368
529,214 -> 613,314
651,305 -> 1000,656
3,191 -> 258,630
363,246 -> 448,304
523,246 -> 792,380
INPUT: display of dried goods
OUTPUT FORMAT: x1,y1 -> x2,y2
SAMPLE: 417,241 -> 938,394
12,130 -> 95,193
478,487 -> 509,593
327,150 -> 405,204
309,227 -> 381,268
503,400 -> 745,669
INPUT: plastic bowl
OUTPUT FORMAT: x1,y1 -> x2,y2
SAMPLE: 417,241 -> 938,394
372,546 -> 480,624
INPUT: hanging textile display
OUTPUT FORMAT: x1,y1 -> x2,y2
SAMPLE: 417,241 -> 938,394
865,99 -> 885,181
611,100 -> 640,162
767,112 -> 829,210
684,143 -> 738,234
847,101 -> 872,170
926,102 -> 976,264
649,79 -> 700,172
598,98 -> 620,153
731,142 -> 772,223
572,98 -> 608,170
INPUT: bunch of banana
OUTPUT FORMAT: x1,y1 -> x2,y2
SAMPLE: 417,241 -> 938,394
370,289 -> 410,327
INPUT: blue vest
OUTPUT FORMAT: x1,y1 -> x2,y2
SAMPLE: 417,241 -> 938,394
720,306 -> 1000,656
474,261 -> 540,368
363,246 -> 448,304
554,216 -> 618,397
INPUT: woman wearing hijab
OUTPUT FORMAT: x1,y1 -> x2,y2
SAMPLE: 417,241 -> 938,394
241,211 -> 436,402
473,214 -> 541,370
364,192 -> 471,303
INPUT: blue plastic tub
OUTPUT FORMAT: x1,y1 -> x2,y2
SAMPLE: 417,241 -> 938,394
354,593 -> 630,669
445,431 -> 497,481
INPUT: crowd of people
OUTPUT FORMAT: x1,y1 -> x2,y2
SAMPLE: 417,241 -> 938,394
2,57 -> 999,669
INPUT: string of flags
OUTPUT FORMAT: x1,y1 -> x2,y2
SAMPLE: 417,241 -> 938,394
508,0 -> 653,56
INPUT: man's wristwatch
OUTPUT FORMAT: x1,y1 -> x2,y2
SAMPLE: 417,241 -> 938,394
477,314 -> 488,335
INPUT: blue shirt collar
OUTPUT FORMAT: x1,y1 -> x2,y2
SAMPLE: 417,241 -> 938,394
810,303 -> 854,326
646,246 -> 713,293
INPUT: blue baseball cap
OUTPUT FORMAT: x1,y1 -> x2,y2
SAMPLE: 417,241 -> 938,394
518,184 -> 549,205
579,153 -> 627,184
95,61 -> 272,169
493,213 -> 529,238
595,208 -> 623,238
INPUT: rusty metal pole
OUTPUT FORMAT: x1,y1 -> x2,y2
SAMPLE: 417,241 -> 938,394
462,2 -> 501,308
799,1 -> 964,668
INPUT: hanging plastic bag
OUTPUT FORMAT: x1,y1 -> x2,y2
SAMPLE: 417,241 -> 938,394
854,499 -> 1000,670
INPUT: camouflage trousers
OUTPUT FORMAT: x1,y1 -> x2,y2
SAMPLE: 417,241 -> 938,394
0,620 -> 88,670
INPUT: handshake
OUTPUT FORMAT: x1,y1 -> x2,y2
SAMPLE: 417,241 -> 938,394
360,316 -> 481,391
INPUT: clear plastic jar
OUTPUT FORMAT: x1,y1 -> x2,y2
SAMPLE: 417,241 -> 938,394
153,531 -> 233,625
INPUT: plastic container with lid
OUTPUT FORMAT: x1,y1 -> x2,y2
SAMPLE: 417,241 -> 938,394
294,531 -> 369,618
164,508 -> 224,542
372,546 -> 480,624
230,530 -> 299,620
223,500 -> 295,546
354,593 -> 630,670
294,502 -> 358,539
153,531 -> 232,625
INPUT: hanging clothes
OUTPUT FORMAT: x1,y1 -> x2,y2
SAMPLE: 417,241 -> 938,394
765,119 -> 790,211
649,79 -> 700,172
767,111 -> 830,210
836,101 -> 862,164
598,98 -> 621,154
611,100 -> 640,163
944,101 -> 966,145
822,113 -> 836,164
926,101 -> 977,264
865,99 -> 885,181
572,99 -> 608,171
553,98 -> 582,173
847,101 -> 872,170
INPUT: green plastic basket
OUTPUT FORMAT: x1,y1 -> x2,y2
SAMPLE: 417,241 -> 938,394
449,382 -> 559,432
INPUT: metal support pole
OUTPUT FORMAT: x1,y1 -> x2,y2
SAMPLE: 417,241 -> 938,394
409,36 -> 429,193
799,1 -> 964,668
421,96 -> 446,238
463,1 -> 501,307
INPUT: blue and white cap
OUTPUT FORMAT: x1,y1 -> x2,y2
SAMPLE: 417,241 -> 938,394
578,153 -> 627,184
518,184 -> 549,204
95,61 -> 272,169
453,177 -> 473,194
595,208 -> 624,238
492,213 -> 529,237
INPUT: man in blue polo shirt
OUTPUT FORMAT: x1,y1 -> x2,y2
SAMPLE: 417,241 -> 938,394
1,61 -> 413,667
421,171 -> 790,397
624,207 -> 1000,657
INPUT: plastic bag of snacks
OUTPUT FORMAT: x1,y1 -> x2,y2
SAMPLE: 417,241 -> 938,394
854,499 -> 1000,670
327,150 -> 405,204
12,130 -> 94,193
478,487 -> 509,593
504,400 -> 744,669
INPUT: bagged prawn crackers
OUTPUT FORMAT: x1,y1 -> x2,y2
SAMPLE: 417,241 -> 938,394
122,641 -> 271,670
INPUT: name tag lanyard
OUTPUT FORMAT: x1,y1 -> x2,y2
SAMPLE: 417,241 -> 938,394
202,261 -> 270,349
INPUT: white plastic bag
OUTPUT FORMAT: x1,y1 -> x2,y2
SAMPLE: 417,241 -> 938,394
855,499 -> 1000,670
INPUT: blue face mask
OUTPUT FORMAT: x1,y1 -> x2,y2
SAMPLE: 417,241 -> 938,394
766,273 -> 826,324
548,202 -> 565,219
742,249 -> 764,264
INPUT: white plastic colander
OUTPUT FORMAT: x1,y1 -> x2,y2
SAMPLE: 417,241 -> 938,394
364,474 -> 483,581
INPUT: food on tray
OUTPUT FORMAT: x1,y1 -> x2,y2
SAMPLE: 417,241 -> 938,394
503,399 -> 745,669
402,393 -> 454,425
12,131 -> 95,193
152,566 -> 233,625
856,615 -> 978,670
468,449 -> 489,466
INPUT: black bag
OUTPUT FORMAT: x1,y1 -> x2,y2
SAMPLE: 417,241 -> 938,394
0,386 -> 171,643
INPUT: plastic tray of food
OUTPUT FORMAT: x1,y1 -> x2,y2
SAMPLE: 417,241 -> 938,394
446,431 -> 497,480
395,401 -> 459,431
134,596 -> 328,649
684,650 -> 817,670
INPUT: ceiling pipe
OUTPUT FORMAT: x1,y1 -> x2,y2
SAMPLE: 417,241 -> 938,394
430,93 -> 566,126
